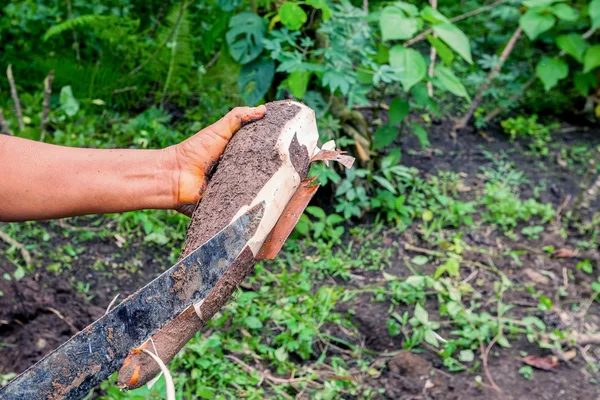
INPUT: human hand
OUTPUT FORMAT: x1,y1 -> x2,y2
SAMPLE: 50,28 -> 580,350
166,106 -> 266,216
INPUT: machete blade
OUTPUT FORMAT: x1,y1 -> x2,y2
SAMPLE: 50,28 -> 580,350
0,202 -> 264,400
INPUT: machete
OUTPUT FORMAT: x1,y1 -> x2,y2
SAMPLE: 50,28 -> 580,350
0,202 -> 264,400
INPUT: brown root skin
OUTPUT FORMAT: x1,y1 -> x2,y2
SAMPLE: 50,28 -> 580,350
117,101 -> 318,390
117,247 -> 256,389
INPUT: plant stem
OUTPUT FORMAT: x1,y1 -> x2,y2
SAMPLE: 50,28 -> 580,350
405,0 -> 505,47
66,0 -> 81,62
453,26 -> 523,134
40,70 -> 55,142
483,27 -> 597,123
0,108 -> 13,135
427,0 -> 438,97
6,65 -> 24,132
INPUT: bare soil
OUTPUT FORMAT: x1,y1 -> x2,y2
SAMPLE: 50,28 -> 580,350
1,119 -> 599,399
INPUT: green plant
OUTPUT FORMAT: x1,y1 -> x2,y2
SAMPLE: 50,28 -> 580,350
501,115 -> 559,156
577,259 -> 594,274
519,365 -> 534,380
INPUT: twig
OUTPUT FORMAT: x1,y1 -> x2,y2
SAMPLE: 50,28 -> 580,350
404,243 -> 443,257
46,307 -> 79,333
205,51 -> 221,70
105,293 -> 120,315
112,86 -> 137,95
0,230 -> 32,266
453,26 -> 523,135
483,27 -> 596,123
40,70 -> 54,142
226,354 -> 309,385
0,107 -> 13,135
65,0 -> 81,62
128,0 -> 189,76
405,0 -> 505,47
6,65 -> 24,132
160,0 -> 188,108
427,0 -> 438,97
140,348 -> 175,400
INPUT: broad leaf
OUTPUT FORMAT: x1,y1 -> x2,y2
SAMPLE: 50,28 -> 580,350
550,3 -> 579,21
322,70 -> 352,95
285,70 -> 311,99
218,0 -> 241,12
414,303 -> 429,323
395,1 -> 419,16
523,0 -> 566,7
238,57 -> 275,105
226,12 -> 265,64
427,34 -> 454,65
59,85 -> 79,117
373,125 -> 399,150
432,23 -> 472,64
420,6 -> 450,23
583,45 -> 600,73
556,34 -> 589,63
432,65 -> 470,100
519,10 -> 555,40
536,57 -> 568,91
306,0 -> 332,21
380,6 -> 418,41
411,123 -> 430,148
573,72 -> 597,96
373,175 -> 398,194
591,0 -> 600,29
278,3 -> 307,30
388,98 -> 409,125
389,46 -> 427,90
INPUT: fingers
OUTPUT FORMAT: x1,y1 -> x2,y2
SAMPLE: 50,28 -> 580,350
204,105 -> 266,141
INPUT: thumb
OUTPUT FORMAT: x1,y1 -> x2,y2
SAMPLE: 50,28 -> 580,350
203,105 -> 267,142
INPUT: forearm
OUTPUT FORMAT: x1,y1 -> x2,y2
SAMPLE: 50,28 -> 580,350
0,136 -> 177,222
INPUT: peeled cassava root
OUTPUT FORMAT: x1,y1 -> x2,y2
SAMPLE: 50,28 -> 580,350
118,100 -> 320,389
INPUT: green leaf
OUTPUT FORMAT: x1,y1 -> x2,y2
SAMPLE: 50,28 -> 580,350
427,35 -> 454,66
536,57 -> 568,91
244,316 -> 263,329
274,346 -> 288,362
574,72 -> 597,96
226,12 -> 265,64
197,387 -> 216,399
306,206 -> 326,220
432,23 -> 472,64
380,6 -> 419,41
519,10 -> 555,40
373,175 -> 398,194
411,123 -> 430,148
556,34 -> 589,63
424,329 -> 439,347
414,303 -> 429,324
285,70 -> 311,99
388,98 -> 409,124
411,255 -> 429,266
583,45 -> 600,73
306,0 -> 332,21
238,57 -> 275,105
279,3 -> 307,30
322,70 -> 352,95
373,125 -> 399,150
420,6 -> 450,23
389,46 -> 427,90
591,0 -> 600,29
432,65 -> 470,100
13,266 -> 25,281
459,349 -> 475,362
59,85 -> 79,117
523,0 -> 565,7
538,294 -> 553,310
394,1 -> 419,16
550,3 -> 579,21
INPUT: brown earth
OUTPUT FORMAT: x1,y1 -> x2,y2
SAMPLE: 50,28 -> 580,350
1,119 -> 599,399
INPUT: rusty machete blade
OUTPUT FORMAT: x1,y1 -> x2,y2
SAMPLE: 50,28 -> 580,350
0,202 -> 264,400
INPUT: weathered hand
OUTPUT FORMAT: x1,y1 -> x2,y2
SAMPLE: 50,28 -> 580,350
167,106 -> 266,216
